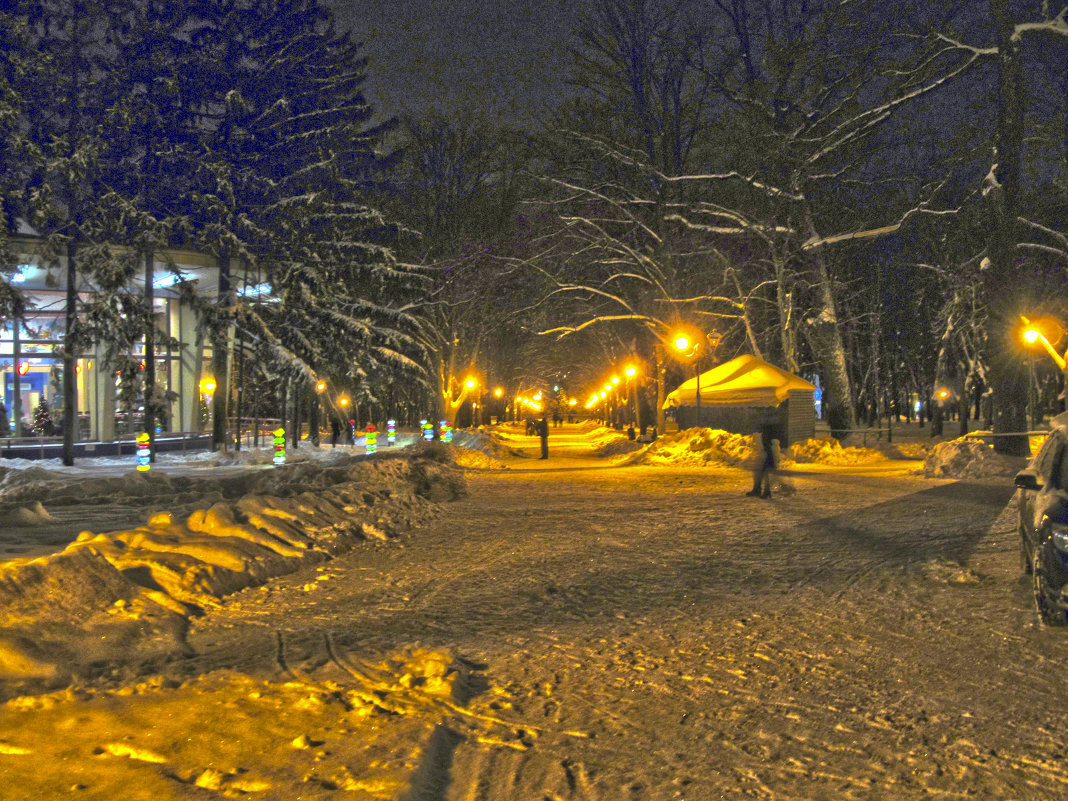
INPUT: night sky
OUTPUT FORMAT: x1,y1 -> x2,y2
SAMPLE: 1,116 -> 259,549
327,0 -> 584,125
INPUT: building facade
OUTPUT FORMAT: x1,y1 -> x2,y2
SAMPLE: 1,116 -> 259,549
1,235 -> 231,442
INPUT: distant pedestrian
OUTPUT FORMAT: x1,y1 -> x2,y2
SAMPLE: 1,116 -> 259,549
747,423 -> 779,499
538,415 -> 549,459
627,424 -> 635,441
330,417 -> 340,448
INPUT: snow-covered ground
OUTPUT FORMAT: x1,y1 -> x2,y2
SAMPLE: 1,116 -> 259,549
0,423 -> 1050,799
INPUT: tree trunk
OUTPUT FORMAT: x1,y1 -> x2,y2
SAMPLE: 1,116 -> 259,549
62,239 -> 78,466
655,344 -> 667,433
144,251 -> 156,461
799,201 -> 856,440
986,0 -> 1030,456
212,250 -> 232,451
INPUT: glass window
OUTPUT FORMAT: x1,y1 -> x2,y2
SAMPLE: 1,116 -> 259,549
1053,440 -> 1068,491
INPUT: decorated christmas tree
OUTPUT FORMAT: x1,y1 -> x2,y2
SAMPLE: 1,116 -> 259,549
33,398 -> 55,436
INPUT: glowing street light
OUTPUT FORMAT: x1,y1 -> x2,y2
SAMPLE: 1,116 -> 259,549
667,326 -> 722,428
315,380 -> 327,393
1021,316 -> 1067,371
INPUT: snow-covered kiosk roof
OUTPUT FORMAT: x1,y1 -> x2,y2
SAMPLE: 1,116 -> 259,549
663,354 -> 816,408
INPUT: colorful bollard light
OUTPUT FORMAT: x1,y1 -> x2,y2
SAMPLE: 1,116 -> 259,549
136,432 -> 151,472
421,419 -> 434,441
273,427 -> 286,465
440,420 -> 453,442
365,424 -> 378,454
387,418 -> 396,445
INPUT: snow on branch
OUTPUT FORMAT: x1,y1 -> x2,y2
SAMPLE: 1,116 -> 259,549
657,171 -> 804,202
1013,6 -> 1068,40
802,187 -> 963,251
1018,217 -> 1068,250
806,47 -> 988,166
1018,243 -> 1068,259
539,314 -> 661,338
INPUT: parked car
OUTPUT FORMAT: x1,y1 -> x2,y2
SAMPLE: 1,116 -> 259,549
1015,412 -> 1068,624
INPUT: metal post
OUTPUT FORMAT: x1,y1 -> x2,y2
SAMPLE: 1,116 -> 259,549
695,363 -> 701,428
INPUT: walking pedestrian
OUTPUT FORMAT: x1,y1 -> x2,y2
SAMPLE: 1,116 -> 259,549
330,417 -> 340,448
538,415 -> 549,459
747,422 -> 779,498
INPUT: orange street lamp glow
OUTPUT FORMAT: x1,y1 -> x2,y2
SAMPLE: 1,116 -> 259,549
494,387 -> 503,397
465,377 -> 477,389
339,395 -> 350,407
674,335 -> 691,352
315,380 -> 327,392
1024,328 -> 1041,344
611,376 -> 619,385
200,377 -> 217,394
624,366 -> 636,378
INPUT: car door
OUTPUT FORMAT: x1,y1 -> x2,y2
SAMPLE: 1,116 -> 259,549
1020,434 -> 1065,540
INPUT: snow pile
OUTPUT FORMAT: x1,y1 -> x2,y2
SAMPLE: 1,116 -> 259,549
787,437 -> 885,465
8,501 -> 54,526
0,453 -> 466,687
628,428 -> 754,467
591,429 -> 644,457
923,438 -> 1023,478
878,441 -> 933,460
466,428 -> 526,458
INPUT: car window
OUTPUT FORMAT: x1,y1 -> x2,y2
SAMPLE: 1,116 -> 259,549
1054,443 -> 1068,490
1040,435 -> 1067,488
1035,436 -> 1061,481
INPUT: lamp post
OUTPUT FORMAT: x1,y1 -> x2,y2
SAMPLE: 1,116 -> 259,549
623,364 -> 640,428
1022,315 -> 1068,415
464,376 -> 478,427
670,328 -> 721,429
312,380 -> 326,446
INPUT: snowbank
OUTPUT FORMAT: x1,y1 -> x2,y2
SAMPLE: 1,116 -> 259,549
0,450 -> 466,688
922,437 -> 1026,478
623,428 -> 754,467
787,437 -> 885,466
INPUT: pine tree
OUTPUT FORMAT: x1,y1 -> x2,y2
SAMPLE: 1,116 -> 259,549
182,0 -> 421,444
13,0 -> 133,464
32,397 -> 54,436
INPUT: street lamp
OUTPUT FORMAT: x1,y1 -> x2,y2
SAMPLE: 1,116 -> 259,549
1022,315 -> 1068,417
670,327 -> 722,428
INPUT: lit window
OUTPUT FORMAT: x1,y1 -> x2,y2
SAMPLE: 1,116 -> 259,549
239,283 -> 272,297
153,272 -> 185,288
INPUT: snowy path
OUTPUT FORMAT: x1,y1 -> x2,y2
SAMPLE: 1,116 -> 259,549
175,435 -> 1068,799
4,427 -> 1067,799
